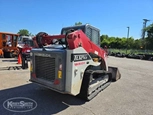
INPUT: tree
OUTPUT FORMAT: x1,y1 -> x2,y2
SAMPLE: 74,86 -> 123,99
145,37 -> 153,49
120,37 -> 127,49
143,23 -> 153,50
127,37 -> 134,49
17,29 -> 31,36
133,39 -> 141,49
75,22 -> 82,25
101,38 -> 109,47
100,35 -> 144,49
100,35 -> 109,42
100,25 -> 153,50
145,23 -> 153,38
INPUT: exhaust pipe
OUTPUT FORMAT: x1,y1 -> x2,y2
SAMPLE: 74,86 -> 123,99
108,66 -> 121,81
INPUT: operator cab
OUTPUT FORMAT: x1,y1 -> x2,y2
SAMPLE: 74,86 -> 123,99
17,36 -> 34,48
61,24 -> 100,46
18,36 -> 32,44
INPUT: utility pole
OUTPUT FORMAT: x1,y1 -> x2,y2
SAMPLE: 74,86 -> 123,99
142,19 -> 150,39
142,19 -> 150,53
126,27 -> 130,54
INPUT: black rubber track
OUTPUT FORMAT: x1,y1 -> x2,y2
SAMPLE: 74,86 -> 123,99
78,70 -> 112,101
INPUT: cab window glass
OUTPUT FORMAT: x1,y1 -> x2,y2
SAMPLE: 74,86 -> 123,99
6,35 -> 12,42
92,29 -> 99,45
13,35 -> 17,42
2,34 -> 6,39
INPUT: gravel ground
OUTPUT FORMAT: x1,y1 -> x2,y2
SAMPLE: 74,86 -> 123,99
0,56 -> 153,115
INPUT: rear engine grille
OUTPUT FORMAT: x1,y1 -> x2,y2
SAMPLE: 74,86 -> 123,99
35,56 -> 56,81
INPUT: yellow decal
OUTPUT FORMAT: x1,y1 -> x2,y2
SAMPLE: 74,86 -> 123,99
58,71 -> 62,79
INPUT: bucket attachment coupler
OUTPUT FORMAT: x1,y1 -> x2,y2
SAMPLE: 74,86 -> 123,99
108,66 -> 121,81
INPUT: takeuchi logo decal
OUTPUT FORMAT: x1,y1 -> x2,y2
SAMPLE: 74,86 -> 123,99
71,53 -> 91,62
3,97 -> 37,112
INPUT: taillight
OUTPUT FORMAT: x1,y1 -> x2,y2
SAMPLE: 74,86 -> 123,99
54,79 -> 60,85
32,73 -> 36,78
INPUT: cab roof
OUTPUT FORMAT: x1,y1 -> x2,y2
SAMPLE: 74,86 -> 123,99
0,32 -> 19,35
61,24 -> 100,32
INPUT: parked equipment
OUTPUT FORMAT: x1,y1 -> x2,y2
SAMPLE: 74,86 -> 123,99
29,24 -> 121,101
18,35 -> 33,44
17,36 -> 34,69
0,32 -> 20,58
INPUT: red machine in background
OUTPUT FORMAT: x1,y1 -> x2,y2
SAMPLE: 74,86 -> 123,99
17,36 -> 34,68
17,36 -> 34,55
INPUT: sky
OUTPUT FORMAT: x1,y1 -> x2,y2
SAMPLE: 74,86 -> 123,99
0,0 -> 153,39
